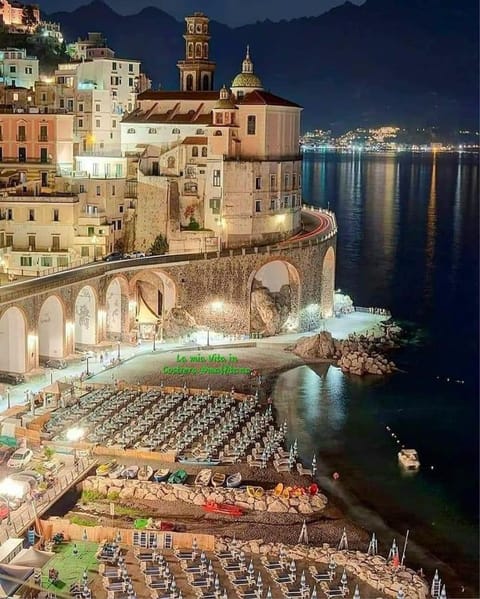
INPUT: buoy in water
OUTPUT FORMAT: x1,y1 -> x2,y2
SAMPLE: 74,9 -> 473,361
333,472 -> 340,480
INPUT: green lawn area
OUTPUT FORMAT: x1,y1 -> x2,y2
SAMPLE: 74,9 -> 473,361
41,541 -> 99,591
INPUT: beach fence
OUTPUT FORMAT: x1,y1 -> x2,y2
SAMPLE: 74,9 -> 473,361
42,518 -> 215,551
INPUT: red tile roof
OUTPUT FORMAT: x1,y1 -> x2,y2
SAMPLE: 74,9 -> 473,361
182,136 -> 208,144
138,90 -> 219,101
237,90 -> 301,108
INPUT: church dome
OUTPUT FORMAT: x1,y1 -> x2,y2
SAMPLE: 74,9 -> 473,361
231,72 -> 262,88
214,85 -> 237,109
231,45 -> 263,90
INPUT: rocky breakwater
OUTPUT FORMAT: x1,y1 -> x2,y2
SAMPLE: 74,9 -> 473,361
291,327 -> 402,376
215,538 -> 428,599
82,477 -> 327,515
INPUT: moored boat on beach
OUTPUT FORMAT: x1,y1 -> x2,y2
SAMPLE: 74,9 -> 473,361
96,460 -> 116,476
121,465 -> 139,479
137,465 -> 153,480
153,468 -> 170,482
178,456 -> 221,466
203,500 -> 243,516
108,463 -> 125,479
398,449 -> 420,470
194,469 -> 212,486
211,472 -> 226,487
168,469 -> 188,484
226,472 -> 242,488
247,485 -> 264,499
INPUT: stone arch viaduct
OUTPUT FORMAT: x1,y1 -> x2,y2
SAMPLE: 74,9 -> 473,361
0,208 -> 337,374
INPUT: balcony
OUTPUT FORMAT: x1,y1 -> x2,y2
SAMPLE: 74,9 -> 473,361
0,157 -> 53,164
16,135 -> 27,142
38,135 -> 49,142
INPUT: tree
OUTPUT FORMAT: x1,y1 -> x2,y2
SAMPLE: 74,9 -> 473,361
149,234 -> 168,255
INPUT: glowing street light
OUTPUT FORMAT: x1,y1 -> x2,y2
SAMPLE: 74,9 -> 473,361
66,427 -> 85,442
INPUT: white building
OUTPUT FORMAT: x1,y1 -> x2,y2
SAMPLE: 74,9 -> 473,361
0,48 -> 39,89
54,52 -> 147,155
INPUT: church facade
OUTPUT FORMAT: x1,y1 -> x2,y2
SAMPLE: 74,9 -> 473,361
121,13 -> 303,253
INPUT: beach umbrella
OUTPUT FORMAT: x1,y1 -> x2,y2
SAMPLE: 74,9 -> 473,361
289,445 -> 295,468
440,585 -> 447,599
261,450 -> 268,469
293,438 -> 298,457
300,570 -> 306,587
222,590 -> 228,599
310,588 -> 318,599
266,589 -> 273,599
312,454 -> 317,476
367,532 -> 378,556
353,585 -> 361,599
82,570 -> 88,584
256,572 -> 263,591
214,574 -> 220,591
328,557 -> 336,580
82,529 -> 88,542
192,537 -> 198,554
200,550 -> 206,564
396,589 -> 405,599
340,569 -> 348,592
289,559 -> 297,581
248,559 -> 255,578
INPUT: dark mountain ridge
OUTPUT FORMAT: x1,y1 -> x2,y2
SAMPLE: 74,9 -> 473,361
47,0 -> 479,132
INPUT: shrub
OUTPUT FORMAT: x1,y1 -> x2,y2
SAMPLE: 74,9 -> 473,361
81,489 -> 106,503
70,515 -> 97,527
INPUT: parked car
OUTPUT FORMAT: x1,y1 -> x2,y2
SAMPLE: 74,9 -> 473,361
7,448 -> 33,469
0,501 -> 9,521
103,252 -> 124,262
76,350 -> 96,362
0,446 -> 14,464
124,251 -> 146,259
45,359 -> 68,369
11,472 -> 39,490
0,372 -> 25,385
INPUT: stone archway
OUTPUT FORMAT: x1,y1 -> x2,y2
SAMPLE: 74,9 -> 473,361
105,277 -> 129,340
249,260 -> 301,335
74,285 -> 97,347
130,271 -> 177,339
0,307 -> 27,373
320,246 -> 335,318
38,296 -> 65,361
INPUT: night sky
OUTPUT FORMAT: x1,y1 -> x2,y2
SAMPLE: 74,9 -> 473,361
36,0 -> 365,26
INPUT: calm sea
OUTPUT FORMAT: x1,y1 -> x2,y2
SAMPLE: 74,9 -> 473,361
274,151 -> 479,595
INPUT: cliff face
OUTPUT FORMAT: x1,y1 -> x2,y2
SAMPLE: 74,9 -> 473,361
250,283 -> 291,336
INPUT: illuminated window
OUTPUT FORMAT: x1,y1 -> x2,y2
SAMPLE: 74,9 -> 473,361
247,115 -> 256,135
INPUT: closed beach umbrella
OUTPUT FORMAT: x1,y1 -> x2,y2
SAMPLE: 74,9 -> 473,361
396,589 -> 405,599
256,572 -> 263,591
328,557 -> 336,579
440,586 -> 447,599
289,559 -> 297,581
312,454 -> 317,476
353,585 -> 361,599
266,588 -> 273,599
310,588 -> 318,599
341,569 -> 348,591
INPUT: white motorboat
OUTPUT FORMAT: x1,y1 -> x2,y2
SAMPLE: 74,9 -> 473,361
194,469 -> 212,486
398,449 -> 420,471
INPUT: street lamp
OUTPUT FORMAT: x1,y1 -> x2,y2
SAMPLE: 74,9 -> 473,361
117,341 -> 121,361
86,357 -> 91,376
6,389 -> 10,410
92,235 -> 97,262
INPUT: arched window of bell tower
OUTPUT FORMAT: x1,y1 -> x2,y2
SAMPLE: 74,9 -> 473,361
195,43 -> 202,58
202,74 -> 210,90
186,74 -> 193,91
188,43 -> 193,58
203,43 -> 208,59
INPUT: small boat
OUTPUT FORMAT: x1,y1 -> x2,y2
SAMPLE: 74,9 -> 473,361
282,486 -> 292,499
211,472 -> 226,487
226,472 -> 242,488
194,469 -> 212,486
121,465 -> 139,479
108,463 -> 125,479
153,468 -> 170,482
246,486 -> 264,499
273,482 -> 284,497
138,465 -> 154,481
203,501 -> 243,517
96,460 -> 116,476
398,449 -> 420,471
168,469 -> 188,484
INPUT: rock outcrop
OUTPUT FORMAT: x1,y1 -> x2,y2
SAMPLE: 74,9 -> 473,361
215,538 -> 429,599
82,477 -> 327,515
250,280 -> 292,335
291,326 -> 402,376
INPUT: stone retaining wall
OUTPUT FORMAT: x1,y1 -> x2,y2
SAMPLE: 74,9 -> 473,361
215,538 -> 428,599
82,477 -> 328,514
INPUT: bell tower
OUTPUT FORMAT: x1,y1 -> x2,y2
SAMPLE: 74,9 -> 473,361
177,13 -> 216,92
